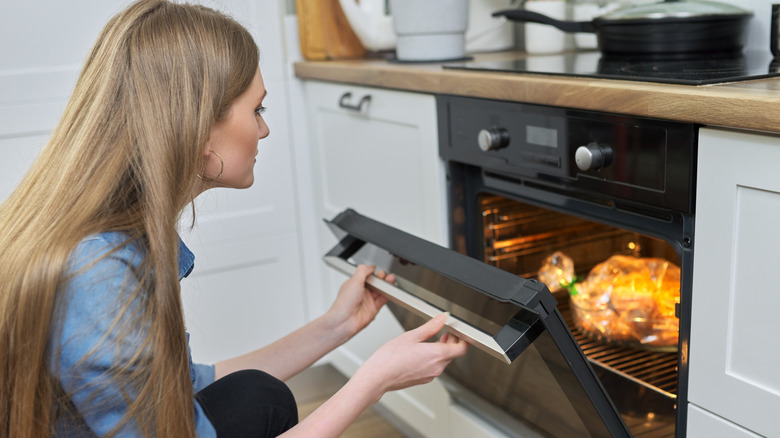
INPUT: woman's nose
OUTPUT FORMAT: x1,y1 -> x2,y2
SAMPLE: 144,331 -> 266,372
258,118 -> 269,140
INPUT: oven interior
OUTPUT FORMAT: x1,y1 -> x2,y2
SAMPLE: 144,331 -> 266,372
388,193 -> 681,437
481,193 -> 678,436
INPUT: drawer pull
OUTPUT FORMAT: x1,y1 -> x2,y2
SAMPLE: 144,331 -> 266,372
338,92 -> 371,112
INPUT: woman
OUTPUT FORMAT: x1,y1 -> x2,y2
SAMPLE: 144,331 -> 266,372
0,1 -> 468,437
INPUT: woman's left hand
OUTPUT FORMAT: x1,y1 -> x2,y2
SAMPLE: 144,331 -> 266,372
327,265 -> 393,341
215,265 -> 394,382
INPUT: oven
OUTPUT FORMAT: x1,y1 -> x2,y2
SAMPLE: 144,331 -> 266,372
434,94 -> 695,437
323,94 -> 697,437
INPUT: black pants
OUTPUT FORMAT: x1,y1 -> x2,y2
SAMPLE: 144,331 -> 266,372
197,370 -> 298,437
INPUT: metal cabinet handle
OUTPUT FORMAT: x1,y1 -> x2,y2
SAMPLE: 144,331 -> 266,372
338,92 -> 371,112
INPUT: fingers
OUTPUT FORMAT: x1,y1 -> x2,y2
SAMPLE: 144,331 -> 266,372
370,290 -> 389,308
441,334 -> 469,357
440,332 -> 463,344
409,313 -> 470,355
409,312 -> 448,342
365,315 -> 469,394
352,264 -> 375,282
353,265 -> 396,286
411,332 -> 469,383
438,329 -> 469,361
375,269 -> 395,285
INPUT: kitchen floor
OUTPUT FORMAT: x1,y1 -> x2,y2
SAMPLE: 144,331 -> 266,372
287,364 -> 412,438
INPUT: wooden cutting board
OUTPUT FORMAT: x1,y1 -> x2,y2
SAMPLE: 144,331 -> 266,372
296,0 -> 365,60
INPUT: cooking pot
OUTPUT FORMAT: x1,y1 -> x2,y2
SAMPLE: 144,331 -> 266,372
494,0 -> 753,57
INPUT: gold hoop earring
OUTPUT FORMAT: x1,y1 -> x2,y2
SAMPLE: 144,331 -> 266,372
198,150 -> 224,181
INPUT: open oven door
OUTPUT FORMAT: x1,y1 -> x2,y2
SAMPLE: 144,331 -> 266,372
323,208 -> 631,438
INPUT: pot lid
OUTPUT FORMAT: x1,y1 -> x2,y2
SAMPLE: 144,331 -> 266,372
600,0 -> 751,20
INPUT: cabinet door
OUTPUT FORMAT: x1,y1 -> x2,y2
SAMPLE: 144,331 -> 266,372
303,80 -> 447,311
689,128 -> 780,437
302,81 -> 450,437
0,1 -> 125,201
687,404 -> 761,438
304,81 -> 446,245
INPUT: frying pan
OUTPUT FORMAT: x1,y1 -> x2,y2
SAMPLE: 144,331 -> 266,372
494,0 -> 753,57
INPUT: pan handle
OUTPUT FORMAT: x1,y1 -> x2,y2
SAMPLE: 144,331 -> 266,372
493,9 -> 595,33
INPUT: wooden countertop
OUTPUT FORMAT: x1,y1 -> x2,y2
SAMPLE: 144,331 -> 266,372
294,51 -> 780,134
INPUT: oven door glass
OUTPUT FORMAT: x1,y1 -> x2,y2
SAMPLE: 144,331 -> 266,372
324,208 -> 630,437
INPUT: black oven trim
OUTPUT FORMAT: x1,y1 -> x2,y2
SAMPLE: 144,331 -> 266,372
324,208 -> 632,437
436,94 -> 698,216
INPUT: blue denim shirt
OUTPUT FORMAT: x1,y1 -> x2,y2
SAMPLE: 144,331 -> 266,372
50,232 -> 216,437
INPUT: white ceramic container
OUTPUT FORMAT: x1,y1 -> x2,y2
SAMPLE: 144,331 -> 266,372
524,0 -> 566,54
390,0 -> 469,61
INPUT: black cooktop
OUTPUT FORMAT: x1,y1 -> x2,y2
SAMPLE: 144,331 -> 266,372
444,51 -> 780,85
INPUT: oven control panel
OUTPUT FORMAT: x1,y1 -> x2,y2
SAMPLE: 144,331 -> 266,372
436,95 -> 697,213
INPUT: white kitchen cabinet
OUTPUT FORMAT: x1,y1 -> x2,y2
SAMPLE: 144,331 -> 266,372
687,404 -> 761,438
300,80 -> 451,437
0,2 -> 120,198
688,128 -> 780,437
302,81 -> 447,245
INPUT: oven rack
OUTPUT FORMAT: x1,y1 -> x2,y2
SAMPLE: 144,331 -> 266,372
560,298 -> 678,398
559,297 -> 678,436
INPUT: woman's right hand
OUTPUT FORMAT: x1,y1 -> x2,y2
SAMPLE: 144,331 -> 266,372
353,313 -> 469,401
280,314 -> 468,438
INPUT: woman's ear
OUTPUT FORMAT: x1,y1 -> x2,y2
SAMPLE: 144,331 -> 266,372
202,137 -> 214,157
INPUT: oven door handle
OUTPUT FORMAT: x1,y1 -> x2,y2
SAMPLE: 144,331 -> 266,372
323,254 -> 512,363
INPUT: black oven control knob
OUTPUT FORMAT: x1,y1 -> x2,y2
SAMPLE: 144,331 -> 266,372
478,127 -> 510,152
575,143 -> 613,171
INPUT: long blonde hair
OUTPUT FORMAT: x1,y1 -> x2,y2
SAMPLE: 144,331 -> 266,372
0,0 -> 258,436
